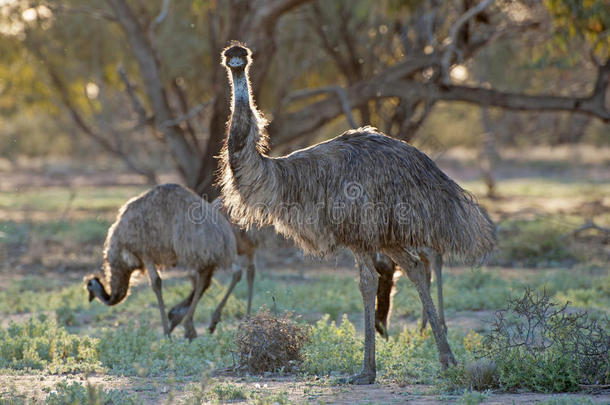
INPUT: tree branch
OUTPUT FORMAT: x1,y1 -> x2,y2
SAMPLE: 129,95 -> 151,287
252,0 -> 314,31
160,99 -> 215,129
106,0 -> 200,182
117,64 -> 151,127
283,86 -> 357,128
441,0 -> 494,85
270,56 -> 609,146
149,0 -> 171,40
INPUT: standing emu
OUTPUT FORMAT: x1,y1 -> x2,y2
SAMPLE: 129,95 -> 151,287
219,43 -> 495,384
85,184 -> 237,340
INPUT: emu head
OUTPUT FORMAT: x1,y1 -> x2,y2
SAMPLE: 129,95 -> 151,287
222,42 -> 252,70
85,276 -> 103,302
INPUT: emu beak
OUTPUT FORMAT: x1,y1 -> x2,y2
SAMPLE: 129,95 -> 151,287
227,56 -> 245,68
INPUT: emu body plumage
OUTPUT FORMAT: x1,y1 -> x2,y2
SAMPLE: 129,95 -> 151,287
219,43 -> 495,383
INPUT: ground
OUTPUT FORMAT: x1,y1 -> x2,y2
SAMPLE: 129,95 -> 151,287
0,145 -> 608,404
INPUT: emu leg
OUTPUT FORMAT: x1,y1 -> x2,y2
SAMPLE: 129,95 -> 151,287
420,259 -> 432,333
168,274 -> 196,334
388,250 -> 456,369
183,267 -> 214,341
245,255 -> 255,316
144,259 -> 170,337
209,268 -> 242,333
433,252 -> 447,333
349,252 -> 378,385
373,253 -> 395,339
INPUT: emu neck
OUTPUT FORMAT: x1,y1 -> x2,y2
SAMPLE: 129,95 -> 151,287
232,70 -> 250,105
227,69 -> 266,177
93,279 -> 112,304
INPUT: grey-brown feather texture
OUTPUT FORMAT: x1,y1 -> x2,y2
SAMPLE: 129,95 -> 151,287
218,44 -> 495,262
219,110 -> 495,261
87,184 -> 237,305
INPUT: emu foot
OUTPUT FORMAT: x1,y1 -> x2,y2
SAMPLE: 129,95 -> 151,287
184,323 -> 197,341
374,319 -> 388,340
168,304 -> 189,334
440,352 -> 457,370
208,309 -> 222,334
346,371 -> 376,385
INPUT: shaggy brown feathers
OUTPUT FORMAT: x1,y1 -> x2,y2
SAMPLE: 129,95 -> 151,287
86,184 -> 236,306
218,59 -> 495,262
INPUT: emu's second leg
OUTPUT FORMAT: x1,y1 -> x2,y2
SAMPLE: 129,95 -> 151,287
373,253 -> 395,339
144,258 -> 170,337
388,250 -> 456,369
168,274 -> 196,334
245,255 -> 255,316
420,259 -> 432,333
183,267 -> 214,340
209,268 -> 242,333
350,252 -> 378,384
433,252 -> 447,332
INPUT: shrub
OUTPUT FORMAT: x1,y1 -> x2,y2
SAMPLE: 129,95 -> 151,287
496,218 -> 578,267
233,309 -> 309,374
481,289 -> 609,392
45,381 -> 138,405
301,314 -> 362,376
0,316 -> 99,373
97,320 -> 234,376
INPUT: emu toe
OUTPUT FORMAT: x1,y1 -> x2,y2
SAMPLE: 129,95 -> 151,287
208,309 -> 222,334
184,324 -> 197,341
168,304 -> 189,333
345,372 -> 376,385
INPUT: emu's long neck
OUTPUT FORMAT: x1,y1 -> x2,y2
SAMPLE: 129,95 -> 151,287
226,69 -> 270,188
92,279 -> 112,304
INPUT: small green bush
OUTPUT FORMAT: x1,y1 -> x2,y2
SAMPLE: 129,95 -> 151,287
302,314 -> 472,384
496,218 -> 578,267
97,320 -> 234,376
481,289 -> 609,392
301,314 -> 362,376
45,381 -> 138,405
206,382 -> 247,402
0,316 -> 99,373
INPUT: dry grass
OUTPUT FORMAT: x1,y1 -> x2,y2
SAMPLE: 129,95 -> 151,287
233,309 -> 309,374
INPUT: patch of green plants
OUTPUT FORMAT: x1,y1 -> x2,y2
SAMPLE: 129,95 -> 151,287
535,396 -> 595,405
34,219 -> 111,244
45,380 -> 138,405
456,389 -> 490,405
302,314 -> 475,385
0,316 -> 99,373
205,382 -> 248,402
448,289 -> 609,393
96,319 -> 234,376
495,218 -> 579,267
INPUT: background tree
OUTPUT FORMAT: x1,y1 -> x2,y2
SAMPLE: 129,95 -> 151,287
0,0 -> 608,198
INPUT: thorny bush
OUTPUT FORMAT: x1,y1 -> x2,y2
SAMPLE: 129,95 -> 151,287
481,288 -> 609,392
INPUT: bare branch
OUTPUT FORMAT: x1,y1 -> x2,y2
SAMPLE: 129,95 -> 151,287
149,0 -> 171,40
106,0 -> 200,182
160,99 -> 215,129
441,0 -> 494,85
283,86 -> 357,128
252,0 -> 314,31
47,3 -> 117,21
117,64 -> 151,127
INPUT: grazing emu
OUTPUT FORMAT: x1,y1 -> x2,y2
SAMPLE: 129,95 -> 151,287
85,184 -> 237,340
219,43 -> 495,384
170,196 -> 273,334
374,249 -> 446,340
